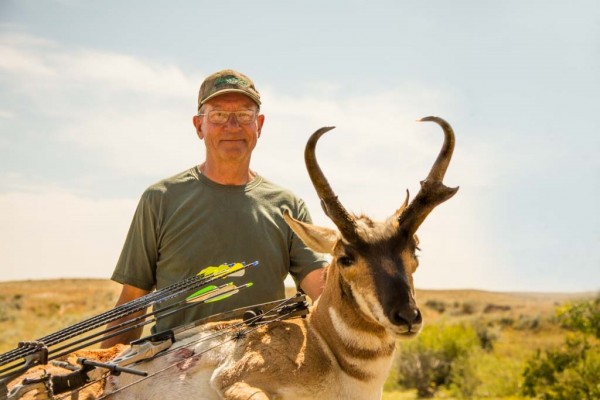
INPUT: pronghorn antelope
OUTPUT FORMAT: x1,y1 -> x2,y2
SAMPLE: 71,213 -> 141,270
10,116 -> 457,400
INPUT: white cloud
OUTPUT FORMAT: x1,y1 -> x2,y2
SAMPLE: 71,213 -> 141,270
0,32 -> 57,76
0,109 -> 15,119
0,31 -> 205,177
0,31 -> 192,95
0,188 -> 136,281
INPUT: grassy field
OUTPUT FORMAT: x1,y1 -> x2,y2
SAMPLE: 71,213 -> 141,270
0,279 -> 595,399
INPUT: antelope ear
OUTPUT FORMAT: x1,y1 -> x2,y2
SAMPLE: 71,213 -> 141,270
283,209 -> 338,255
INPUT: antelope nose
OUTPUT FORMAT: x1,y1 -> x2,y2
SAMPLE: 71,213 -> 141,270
389,307 -> 422,328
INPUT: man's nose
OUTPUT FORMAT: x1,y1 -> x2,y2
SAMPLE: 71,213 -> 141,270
225,113 -> 241,127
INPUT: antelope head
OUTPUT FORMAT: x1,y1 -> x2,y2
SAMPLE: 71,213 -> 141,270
284,116 -> 458,338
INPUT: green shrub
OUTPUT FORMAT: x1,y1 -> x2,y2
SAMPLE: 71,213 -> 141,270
498,316 -> 515,327
395,323 -> 480,398
515,314 -> 541,331
424,299 -> 447,314
522,334 -> 600,399
457,353 -> 524,398
557,295 -> 600,338
448,301 -> 477,316
521,294 -> 600,400
447,352 -> 481,398
460,302 -> 476,315
473,321 -> 497,351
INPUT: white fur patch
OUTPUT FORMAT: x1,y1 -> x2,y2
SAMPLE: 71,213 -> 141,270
349,281 -> 390,330
328,307 -> 383,351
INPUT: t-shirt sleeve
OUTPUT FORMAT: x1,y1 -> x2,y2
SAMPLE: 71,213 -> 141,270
111,190 -> 160,291
288,199 -> 329,287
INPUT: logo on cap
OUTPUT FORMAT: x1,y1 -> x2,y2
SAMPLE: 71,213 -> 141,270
214,76 -> 249,90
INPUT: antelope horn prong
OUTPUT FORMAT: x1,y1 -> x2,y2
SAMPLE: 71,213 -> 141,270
395,189 -> 410,216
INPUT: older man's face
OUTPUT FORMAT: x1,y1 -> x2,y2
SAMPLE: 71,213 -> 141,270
194,92 -> 264,165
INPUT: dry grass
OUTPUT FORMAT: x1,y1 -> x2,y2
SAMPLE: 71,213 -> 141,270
0,279 -> 121,353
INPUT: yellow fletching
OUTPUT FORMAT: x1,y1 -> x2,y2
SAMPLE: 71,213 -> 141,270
196,262 -> 246,278
227,263 -> 245,277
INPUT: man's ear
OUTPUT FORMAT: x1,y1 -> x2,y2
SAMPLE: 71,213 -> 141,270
283,209 -> 338,254
193,115 -> 204,140
257,114 -> 265,138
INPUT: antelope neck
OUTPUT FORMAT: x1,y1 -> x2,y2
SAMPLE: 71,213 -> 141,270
308,275 -> 395,381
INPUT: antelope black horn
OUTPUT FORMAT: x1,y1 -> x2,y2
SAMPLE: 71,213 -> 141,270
305,127 -> 359,242
398,116 -> 459,234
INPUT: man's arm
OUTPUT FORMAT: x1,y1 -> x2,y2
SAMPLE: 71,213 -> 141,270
300,268 -> 325,302
100,284 -> 150,348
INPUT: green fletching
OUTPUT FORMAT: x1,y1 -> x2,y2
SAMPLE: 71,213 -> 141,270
205,290 -> 238,303
186,285 -> 217,301
206,282 -> 253,302
204,282 -> 236,303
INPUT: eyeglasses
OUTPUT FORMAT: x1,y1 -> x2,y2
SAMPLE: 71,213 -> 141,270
197,110 -> 258,125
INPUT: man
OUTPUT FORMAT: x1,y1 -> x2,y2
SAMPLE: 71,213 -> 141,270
101,70 -> 326,347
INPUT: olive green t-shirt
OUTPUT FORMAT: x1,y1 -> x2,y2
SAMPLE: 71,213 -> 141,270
112,166 -> 327,332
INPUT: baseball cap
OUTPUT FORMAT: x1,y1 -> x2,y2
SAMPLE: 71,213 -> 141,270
197,69 -> 261,111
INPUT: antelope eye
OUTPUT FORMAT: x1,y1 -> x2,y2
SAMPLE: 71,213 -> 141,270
338,255 -> 355,267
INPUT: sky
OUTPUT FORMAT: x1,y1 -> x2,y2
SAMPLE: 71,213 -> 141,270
0,0 -> 598,293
